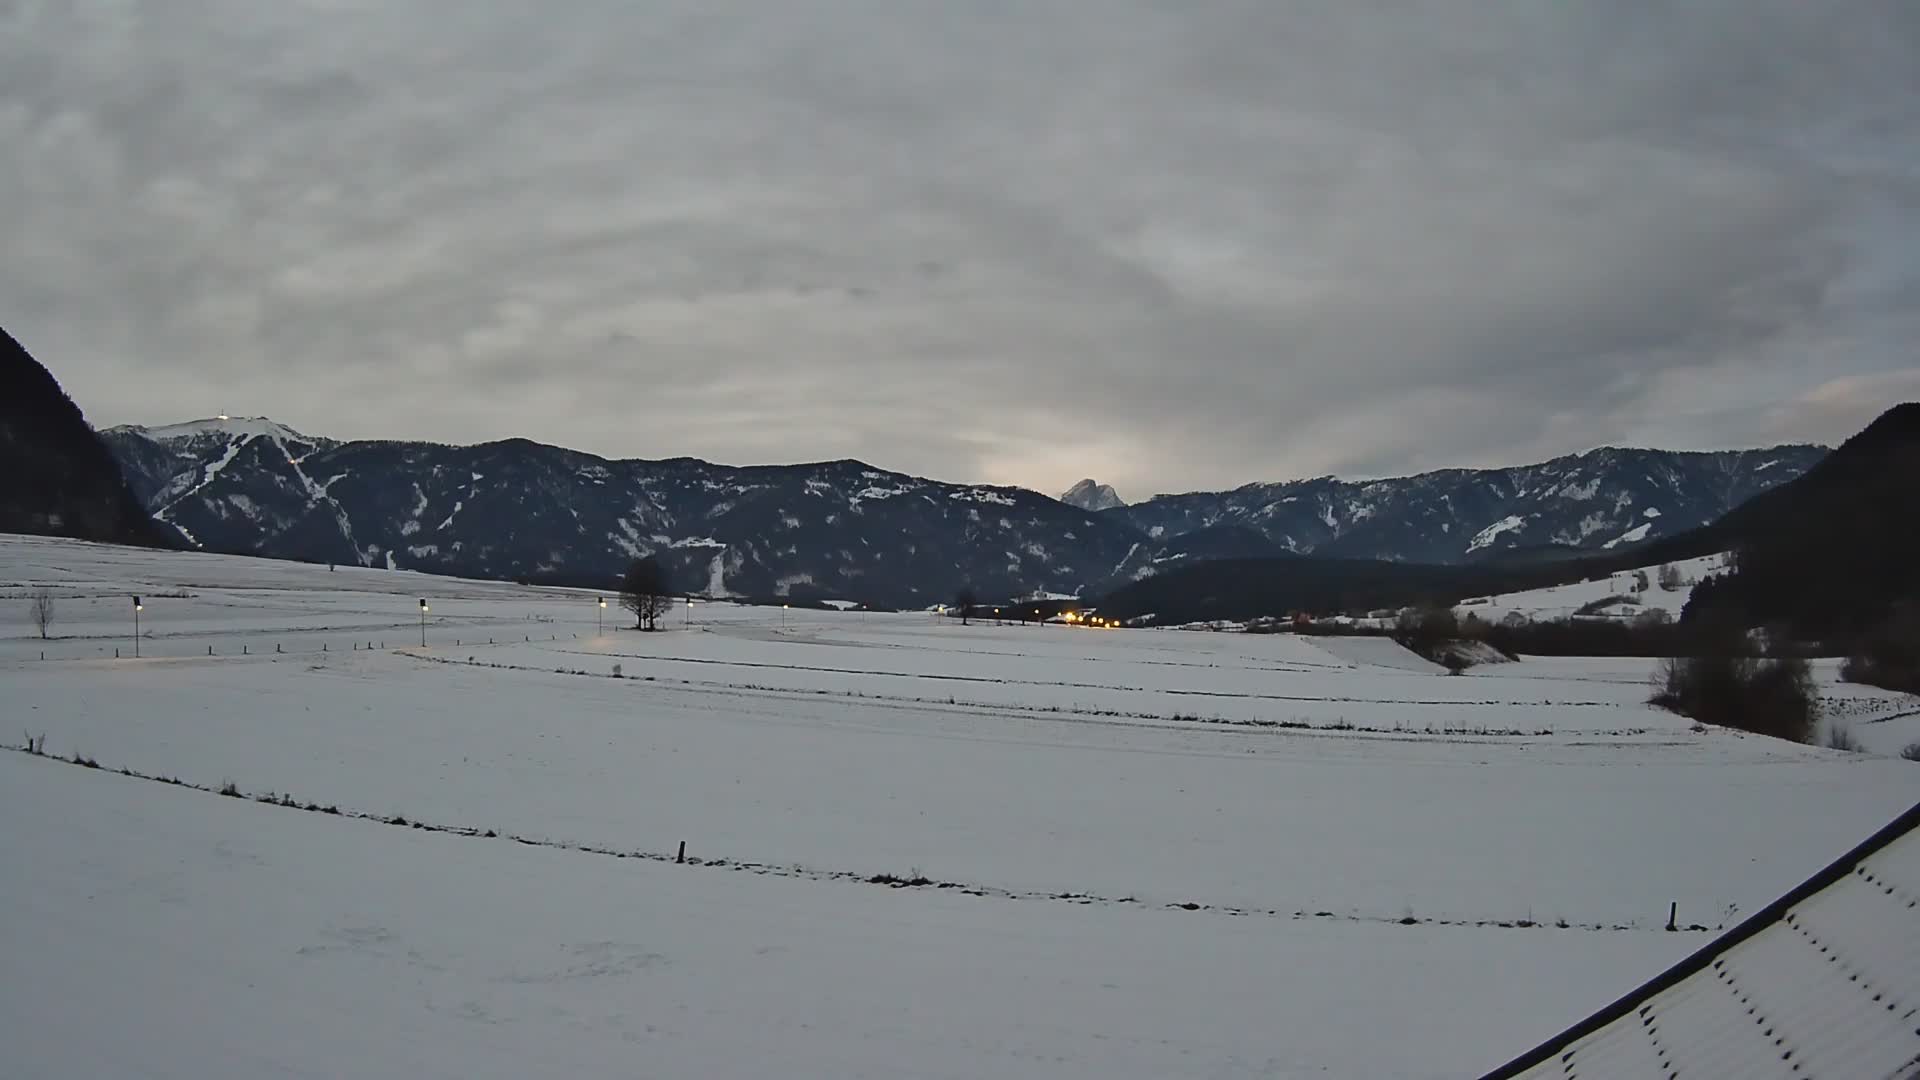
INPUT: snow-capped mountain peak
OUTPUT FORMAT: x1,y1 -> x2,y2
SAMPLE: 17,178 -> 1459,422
1060,478 -> 1125,512
108,416 -> 322,447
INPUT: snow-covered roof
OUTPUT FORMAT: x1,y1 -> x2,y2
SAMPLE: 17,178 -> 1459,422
1487,802 -> 1920,1079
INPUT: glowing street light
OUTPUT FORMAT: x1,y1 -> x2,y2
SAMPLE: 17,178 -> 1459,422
132,595 -> 143,658
782,602 -> 790,629
686,595 -> 694,627
597,596 -> 606,636
418,598 -> 429,648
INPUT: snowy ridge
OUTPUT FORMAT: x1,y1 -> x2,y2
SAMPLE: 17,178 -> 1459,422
110,416 -> 323,446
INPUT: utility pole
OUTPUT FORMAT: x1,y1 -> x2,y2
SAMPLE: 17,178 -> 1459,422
132,596 -> 142,658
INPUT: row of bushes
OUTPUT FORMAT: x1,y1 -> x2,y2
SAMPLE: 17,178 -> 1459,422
1839,611 -> 1920,695
1650,654 -> 1819,744
1391,607 -> 1833,748
1388,605 -> 1755,661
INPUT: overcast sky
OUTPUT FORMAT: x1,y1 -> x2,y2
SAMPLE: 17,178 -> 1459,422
6,1 -> 1918,497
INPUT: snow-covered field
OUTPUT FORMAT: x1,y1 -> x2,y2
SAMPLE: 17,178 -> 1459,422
1458,552 -> 1728,623
3,533 -> 1916,1078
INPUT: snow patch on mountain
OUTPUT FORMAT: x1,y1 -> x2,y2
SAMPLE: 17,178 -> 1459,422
1603,522 -> 1653,549
1466,514 -> 1526,554
154,433 -> 252,535
1556,477 -> 1601,501
951,488 -> 1017,506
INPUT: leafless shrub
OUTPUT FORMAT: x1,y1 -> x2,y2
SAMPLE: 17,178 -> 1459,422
30,589 -> 53,639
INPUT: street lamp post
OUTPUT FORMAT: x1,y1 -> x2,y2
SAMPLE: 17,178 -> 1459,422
782,603 -> 789,629
419,598 -> 429,648
132,596 -> 142,658
597,596 -> 605,636
686,596 -> 693,628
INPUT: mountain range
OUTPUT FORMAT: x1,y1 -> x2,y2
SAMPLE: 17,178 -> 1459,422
1106,443 -> 1826,564
97,413 -> 1824,607
1099,404 -> 1915,634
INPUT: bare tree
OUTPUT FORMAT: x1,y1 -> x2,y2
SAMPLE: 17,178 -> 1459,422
954,586 -> 978,626
620,557 -> 672,631
1657,563 -> 1684,591
30,589 -> 53,640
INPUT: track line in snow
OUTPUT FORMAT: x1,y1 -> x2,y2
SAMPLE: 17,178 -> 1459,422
405,652 -> 1675,742
7,744 -> 1715,936
527,642 -> 1626,709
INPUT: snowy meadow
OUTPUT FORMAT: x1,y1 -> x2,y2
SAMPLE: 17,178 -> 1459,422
3,533 -> 1916,1078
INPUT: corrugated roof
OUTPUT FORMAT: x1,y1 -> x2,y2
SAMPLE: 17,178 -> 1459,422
1487,801 -> 1920,1080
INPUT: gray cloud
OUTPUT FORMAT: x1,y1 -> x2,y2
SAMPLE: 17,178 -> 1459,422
4,0 -> 1917,497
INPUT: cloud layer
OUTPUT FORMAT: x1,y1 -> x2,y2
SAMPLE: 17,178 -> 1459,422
5,0 -> 1917,496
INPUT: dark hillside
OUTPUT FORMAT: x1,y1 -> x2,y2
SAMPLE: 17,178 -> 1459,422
0,329 -> 173,547
1679,403 -> 1919,642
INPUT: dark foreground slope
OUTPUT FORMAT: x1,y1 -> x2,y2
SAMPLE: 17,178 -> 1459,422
1677,402 -> 1919,642
0,329 -> 172,547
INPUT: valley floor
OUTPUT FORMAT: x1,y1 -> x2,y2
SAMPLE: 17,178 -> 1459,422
3,533 -> 1916,1077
